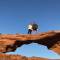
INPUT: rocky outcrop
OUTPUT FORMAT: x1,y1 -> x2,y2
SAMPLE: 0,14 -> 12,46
0,31 -> 60,54
0,54 -> 58,60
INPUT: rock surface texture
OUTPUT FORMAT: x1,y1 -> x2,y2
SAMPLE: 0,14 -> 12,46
0,30 -> 60,54
0,54 -> 59,60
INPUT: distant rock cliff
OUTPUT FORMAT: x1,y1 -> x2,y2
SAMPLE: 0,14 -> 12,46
0,30 -> 60,54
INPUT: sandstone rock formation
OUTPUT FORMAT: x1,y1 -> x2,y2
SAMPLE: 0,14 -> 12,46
0,54 -> 58,60
0,30 -> 60,54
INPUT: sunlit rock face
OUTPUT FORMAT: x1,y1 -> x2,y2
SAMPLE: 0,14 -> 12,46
0,30 -> 60,54
0,54 -> 49,60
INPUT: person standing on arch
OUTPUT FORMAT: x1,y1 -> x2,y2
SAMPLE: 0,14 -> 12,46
28,24 -> 33,34
27,23 -> 38,34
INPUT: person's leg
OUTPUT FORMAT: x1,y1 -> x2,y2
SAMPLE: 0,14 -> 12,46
30,29 -> 32,34
28,29 -> 30,34
28,29 -> 31,34
28,29 -> 32,34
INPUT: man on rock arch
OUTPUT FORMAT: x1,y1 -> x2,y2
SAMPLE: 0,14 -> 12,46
28,23 -> 38,34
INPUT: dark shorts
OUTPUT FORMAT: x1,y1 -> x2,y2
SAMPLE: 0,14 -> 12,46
28,29 -> 32,34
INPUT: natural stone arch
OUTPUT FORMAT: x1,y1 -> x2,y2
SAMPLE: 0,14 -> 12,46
0,31 -> 60,54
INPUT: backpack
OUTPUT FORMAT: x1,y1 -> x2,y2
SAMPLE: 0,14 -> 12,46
32,24 -> 38,30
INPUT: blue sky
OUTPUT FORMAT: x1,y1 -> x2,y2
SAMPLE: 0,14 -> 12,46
0,0 -> 60,59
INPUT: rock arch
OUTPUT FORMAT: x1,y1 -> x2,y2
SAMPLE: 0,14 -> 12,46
0,31 -> 60,54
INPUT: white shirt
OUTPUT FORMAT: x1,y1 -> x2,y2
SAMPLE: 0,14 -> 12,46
28,24 -> 32,30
